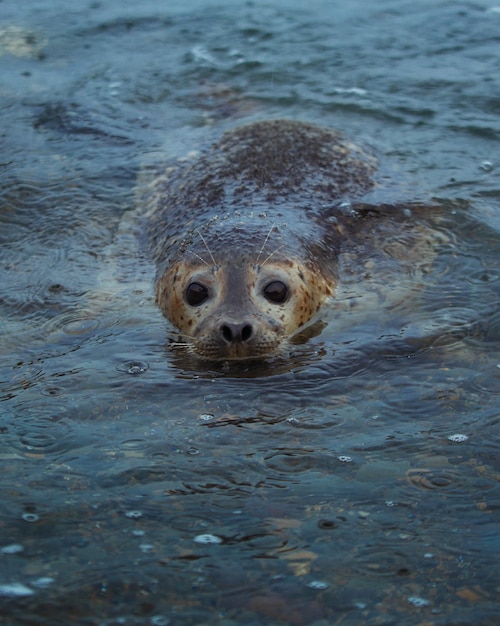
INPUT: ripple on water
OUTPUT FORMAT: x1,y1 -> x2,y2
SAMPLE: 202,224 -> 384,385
40,310 -> 100,338
465,268 -> 500,285
115,360 -> 150,375
373,377 -> 444,422
169,514 -> 218,533
60,316 -> 100,336
354,547 -> 414,577
233,530 -> 290,552
1,365 -> 44,400
40,385 -> 66,397
119,438 -> 148,451
263,448 -> 317,474
285,408 -> 345,430
401,306 -> 483,349
14,417 -> 73,455
467,309 -> 500,347
405,467 -> 464,492
469,366 -> 500,395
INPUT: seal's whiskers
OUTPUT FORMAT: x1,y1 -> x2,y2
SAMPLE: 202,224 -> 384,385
196,228 -> 217,266
258,244 -> 285,267
189,249 -> 211,267
255,223 -> 277,266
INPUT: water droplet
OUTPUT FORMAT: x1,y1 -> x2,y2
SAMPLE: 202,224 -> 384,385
193,533 -> 223,544
116,361 -> 149,375
448,433 -> 468,443
41,386 -> 65,397
48,283 -> 65,293
479,160 -> 493,172
22,513 -> 39,523
0,583 -> 34,597
120,439 -> 147,450
318,519 -> 338,530
32,577 -> 54,588
307,580 -> 329,590
1,544 -> 24,555
139,544 -> 154,553
125,510 -> 143,519
151,616 -> 170,626
407,596 -> 430,607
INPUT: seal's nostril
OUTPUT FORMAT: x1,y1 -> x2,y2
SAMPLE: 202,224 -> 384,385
241,324 -> 252,342
221,322 -> 253,343
221,324 -> 233,343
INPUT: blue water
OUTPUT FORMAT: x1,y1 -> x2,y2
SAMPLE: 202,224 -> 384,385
1,1 -> 500,624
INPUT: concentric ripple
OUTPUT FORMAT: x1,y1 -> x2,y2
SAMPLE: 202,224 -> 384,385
406,468 -> 464,492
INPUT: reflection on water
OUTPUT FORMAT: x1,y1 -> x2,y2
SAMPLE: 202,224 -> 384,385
1,0 -> 500,624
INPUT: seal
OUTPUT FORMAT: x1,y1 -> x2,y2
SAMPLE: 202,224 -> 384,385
142,119 -> 429,361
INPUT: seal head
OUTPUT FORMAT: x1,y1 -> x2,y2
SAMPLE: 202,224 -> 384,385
146,120 -> 376,360
156,234 -> 335,360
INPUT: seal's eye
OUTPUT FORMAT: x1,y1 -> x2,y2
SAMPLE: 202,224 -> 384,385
185,282 -> 209,306
263,280 -> 288,304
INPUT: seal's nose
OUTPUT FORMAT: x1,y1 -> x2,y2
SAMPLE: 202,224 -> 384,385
220,322 -> 253,344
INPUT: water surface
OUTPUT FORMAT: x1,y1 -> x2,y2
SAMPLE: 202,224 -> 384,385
1,1 -> 499,624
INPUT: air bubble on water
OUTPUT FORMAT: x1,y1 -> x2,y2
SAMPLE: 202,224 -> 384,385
125,510 -> 143,519
338,455 -> 353,463
139,544 -> 154,553
306,580 -> 329,590
479,160 -> 493,172
1,544 -> 24,555
32,577 -> 54,588
448,433 -> 468,443
407,596 -> 430,607
193,533 -> 223,544
199,414 -> 214,421
186,447 -> 199,455
22,513 -> 39,523
132,529 -> 145,537
423,552 -> 434,559
0,583 -> 34,597
385,500 -> 397,507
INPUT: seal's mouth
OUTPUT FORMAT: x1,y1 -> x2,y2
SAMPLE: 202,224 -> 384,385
191,337 -> 283,362
166,336 -> 325,379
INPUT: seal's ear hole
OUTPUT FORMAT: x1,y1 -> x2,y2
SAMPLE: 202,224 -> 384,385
185,282 -> 209,307
263,280 -> 288,304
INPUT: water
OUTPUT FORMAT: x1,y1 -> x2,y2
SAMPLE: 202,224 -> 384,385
1,0 -> 500,624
